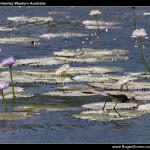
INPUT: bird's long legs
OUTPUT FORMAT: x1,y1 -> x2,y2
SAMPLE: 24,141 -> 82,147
125,85 -> 129,90
113,102 -> 122,117
102,101 -> 108,115
120,84 -> 129,91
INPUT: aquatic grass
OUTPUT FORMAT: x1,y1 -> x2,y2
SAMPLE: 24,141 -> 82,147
0,81 -> 10,112
132,6 -> 137,29
2,57 -> 16,107
89,10 -> 101,33
132,29 -> 150,72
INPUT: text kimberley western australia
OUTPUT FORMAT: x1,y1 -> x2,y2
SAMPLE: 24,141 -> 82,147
0,2 -> 46,6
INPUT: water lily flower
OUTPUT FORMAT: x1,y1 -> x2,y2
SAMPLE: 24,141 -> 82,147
56,64 -> 70,76
132,29 -> 150,72
117,76 -> 133,90
2,56 -> 16,67
0,81 -> 10,112
89,10 -> 101,16
132,28 -> 147,38
89,10 -> 101,33
1,57 -> 16,107
0,81 -> 10,89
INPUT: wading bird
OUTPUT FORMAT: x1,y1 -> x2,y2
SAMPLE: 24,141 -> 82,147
102,92 -> 138,116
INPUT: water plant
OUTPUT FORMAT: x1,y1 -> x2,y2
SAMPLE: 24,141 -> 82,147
132,6 -> 137,29
2,57 -> 16,107
132,29 -> 150,72
0,81 -> 10,112
89,10 -> 101,33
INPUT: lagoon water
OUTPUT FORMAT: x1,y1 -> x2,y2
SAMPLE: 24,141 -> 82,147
0,6 -> 150,143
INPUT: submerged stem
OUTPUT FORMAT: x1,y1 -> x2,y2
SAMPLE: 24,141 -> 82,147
1,91 -> 7,112
9,66 -> 15,107
95,15 -> 100,33
139,37 -> 150,72
133,12 -> 137,29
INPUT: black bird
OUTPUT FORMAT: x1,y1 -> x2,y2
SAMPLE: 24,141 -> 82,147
102,93 -> 138,116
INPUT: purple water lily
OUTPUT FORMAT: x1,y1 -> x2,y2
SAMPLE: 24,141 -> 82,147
0,81 -> 10,112
2,56 -> 16,67
1,57 -> 16,107
0,81 -> 10,89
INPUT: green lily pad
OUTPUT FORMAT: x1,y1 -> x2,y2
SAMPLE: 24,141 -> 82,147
88,81 -> 150,90
0,112 -> 32,120
54,48 -> 128,63
138,104 -> 150,112
0,70 -> 73,84
0,57 -> 65,68
83,20 -> 122,30
0,26 -> 17,31
7,16 -> 53,23
73,109 -> 145,122
39,32 -> 88,39
82,102 -> 138,110
0,37 -> 37,44
83,20 -> 121,26
43,90 -> 99,97
15,104 -> 77,112
54,48 -> 128,57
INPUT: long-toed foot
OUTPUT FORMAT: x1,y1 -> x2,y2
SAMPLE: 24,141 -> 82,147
113,108 -> 122,117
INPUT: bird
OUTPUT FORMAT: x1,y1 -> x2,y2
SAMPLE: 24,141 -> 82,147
102,92 -> 138,117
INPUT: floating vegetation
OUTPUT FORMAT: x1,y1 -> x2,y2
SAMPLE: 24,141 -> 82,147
0,37 -> 38,44
0,87 -> 33,99
54,48 -> 128,63
73,109 -> 145,122
83,20 -> 122,30
0,26 -> 17,31
43,90 -> 99,97
88,81 -> 150,90
7,16 -> 53,23
138,104 -> 150,112
39,32 -> 88,39
0,69 -> 74,84
15,104 -> 76,112
11,57 -> 64,67
0,112 -> 32,120
82,102 -> 138,111
54,48 -> 128,57
143,12 -> 150,15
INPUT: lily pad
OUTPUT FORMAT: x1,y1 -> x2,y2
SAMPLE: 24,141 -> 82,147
0,112 -> 32,120
83,20 -> 121,26
57,84 -> 95,91
7,16 -> 53,23
73,109 -> 145,122
82,20 -> 122,30
0,70 -> 73,84
0,37 -> 37,44
88,82 -> 150,90
39,32 -> 88,39
0,57 -> 64,67
82,102 -> 138,110
54,48 -> 128,57
15,105 -> 76,112
0,26 -> 17,31
54,48 -> 128,63
138,104 -> 150,112
43,90 -> 99,97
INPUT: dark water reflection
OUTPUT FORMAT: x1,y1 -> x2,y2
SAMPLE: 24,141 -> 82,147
0,6 -> 150,143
